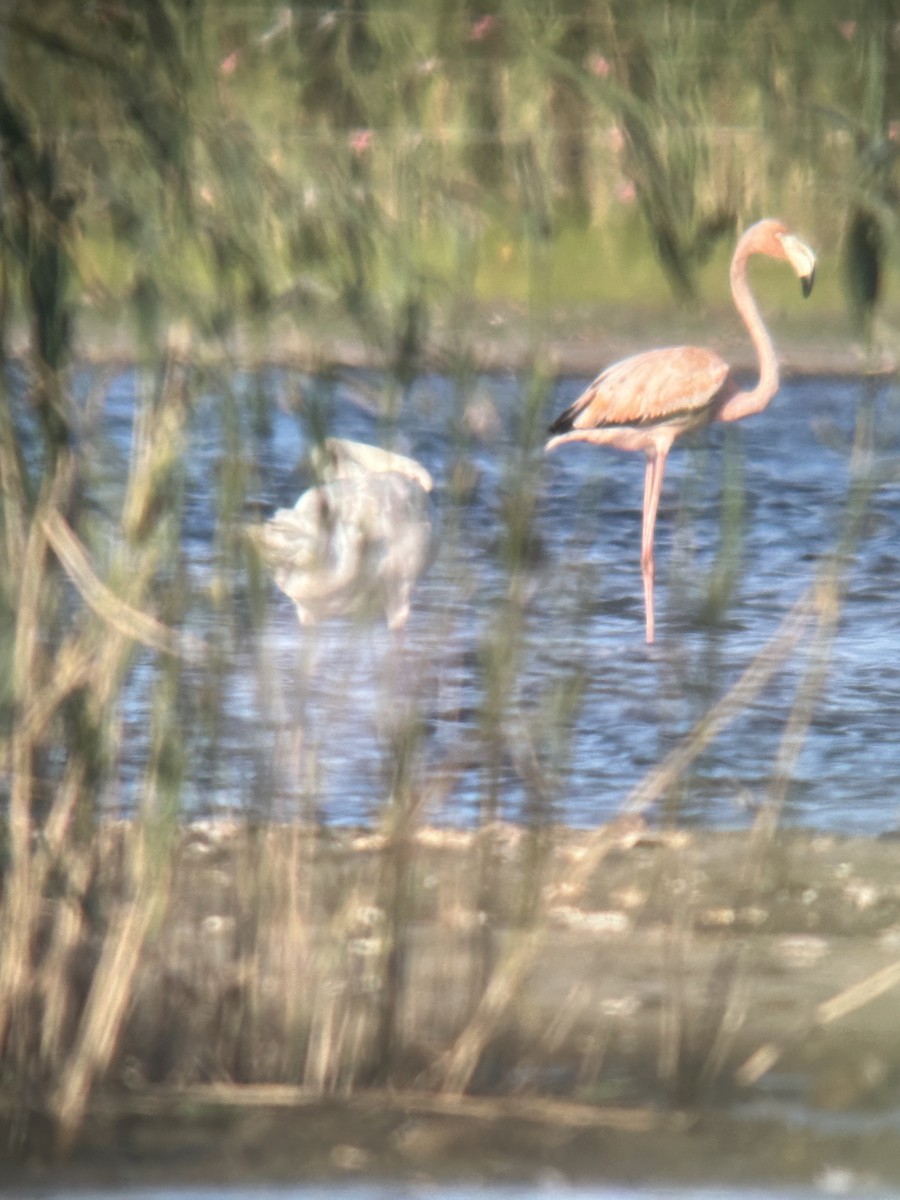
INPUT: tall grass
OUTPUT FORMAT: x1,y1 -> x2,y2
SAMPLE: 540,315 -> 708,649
0,0 -> 896,1160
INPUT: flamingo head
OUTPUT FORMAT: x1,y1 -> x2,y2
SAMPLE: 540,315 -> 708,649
743,218 -> 816,298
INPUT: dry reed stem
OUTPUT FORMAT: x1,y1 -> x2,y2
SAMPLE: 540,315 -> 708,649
816,959 -> 900,1025
0,466 -> 73,1054
11,638 -> 96,750
39,752 -> 87,859
304,986 -> 340,1091
41,509 -> 197,661
695,951 -> 756,1092
240,829 -> 322,1084
50,825 -> 172,1152
0,405 -> 28,574
38,832 -> 93,1069
121,356 -> 189,542
613,593 -> 817,827
80,1082 -> 682,1133
10,478 -> 58,843
751,577 -> 843,843
437,925 -> 544,1093
273,828 -> 316,1048
736,957 -> 900,1089
657,885 -> 691,1091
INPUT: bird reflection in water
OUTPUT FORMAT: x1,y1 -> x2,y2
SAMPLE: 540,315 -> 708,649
248,437 -> 435,630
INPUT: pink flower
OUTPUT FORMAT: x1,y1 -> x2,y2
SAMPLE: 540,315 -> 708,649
469,14 -> 497,41
838,20 -> 856,40
616,180 -> 636,204
588,53 -> 611,78
220,49 -> 241,75
349,128 -> 374,155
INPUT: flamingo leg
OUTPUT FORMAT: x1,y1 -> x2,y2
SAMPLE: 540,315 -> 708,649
640,451 -> 667,644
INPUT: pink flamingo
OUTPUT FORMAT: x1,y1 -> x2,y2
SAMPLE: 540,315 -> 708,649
546,218 -> 816,643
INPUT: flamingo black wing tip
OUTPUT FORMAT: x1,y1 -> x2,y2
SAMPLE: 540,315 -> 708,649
547,406 -> 576,436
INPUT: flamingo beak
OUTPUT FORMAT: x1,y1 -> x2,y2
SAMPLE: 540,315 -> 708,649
781,233 -> 816,299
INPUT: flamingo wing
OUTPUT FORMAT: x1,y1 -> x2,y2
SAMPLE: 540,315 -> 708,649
549,346 -> 731,434
249,473 -> 434,626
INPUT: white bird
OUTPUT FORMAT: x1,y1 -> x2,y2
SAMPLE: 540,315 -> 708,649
248,438 -> 435,630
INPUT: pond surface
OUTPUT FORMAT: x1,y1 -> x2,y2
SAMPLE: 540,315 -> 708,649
72,368 -> 900,835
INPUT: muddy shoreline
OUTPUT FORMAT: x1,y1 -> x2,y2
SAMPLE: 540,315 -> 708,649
14,300 -> 888,380
9,1088 -> 900,1192
5,821 -> 900,1190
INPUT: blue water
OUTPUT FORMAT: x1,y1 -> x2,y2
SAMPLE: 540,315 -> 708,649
58,367 -> 900,834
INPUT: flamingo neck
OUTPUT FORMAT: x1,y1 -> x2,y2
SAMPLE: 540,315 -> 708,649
717,240 -> 780,423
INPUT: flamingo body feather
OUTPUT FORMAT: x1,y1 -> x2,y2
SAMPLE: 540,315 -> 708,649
549,346 -> 732,438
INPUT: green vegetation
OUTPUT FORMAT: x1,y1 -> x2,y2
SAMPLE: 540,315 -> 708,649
0,0 -> 898,1165
1,0 -> 898,366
